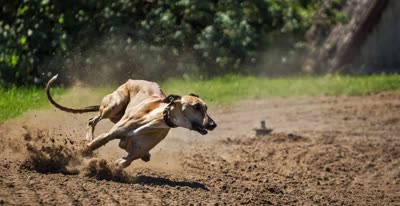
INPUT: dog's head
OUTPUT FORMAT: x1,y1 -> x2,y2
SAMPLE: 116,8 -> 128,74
163,93 -> 217,135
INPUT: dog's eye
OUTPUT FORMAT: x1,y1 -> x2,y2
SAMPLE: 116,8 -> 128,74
193,104 -> 202,110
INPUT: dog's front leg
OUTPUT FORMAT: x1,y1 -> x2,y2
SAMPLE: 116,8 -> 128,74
115,134 -> 154,168
115,120 -> 167,168
115,149 -> 142,168
115,152 -> 151,168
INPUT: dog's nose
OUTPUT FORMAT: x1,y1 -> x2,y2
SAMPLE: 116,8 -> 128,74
207,118 -> 217,130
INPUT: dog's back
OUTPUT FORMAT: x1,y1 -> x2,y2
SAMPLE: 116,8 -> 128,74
46,75 -> 171,142
124,80 -> 166,108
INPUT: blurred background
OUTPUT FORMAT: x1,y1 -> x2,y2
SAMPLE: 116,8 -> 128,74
1,0 -> 398,87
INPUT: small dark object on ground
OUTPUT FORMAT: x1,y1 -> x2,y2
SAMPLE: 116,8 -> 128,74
254,121 -> 273,136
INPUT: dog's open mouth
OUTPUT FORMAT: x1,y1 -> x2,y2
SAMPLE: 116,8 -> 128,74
192,123 -> 208,135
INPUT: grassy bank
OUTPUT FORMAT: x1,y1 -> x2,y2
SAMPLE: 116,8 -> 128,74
0,87 -> 64,122
162,74 -> 400,104
0,74 -> 399,122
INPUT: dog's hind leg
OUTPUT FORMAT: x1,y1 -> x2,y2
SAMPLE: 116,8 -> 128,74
85,95 -> 128,141
87,125 -> 125,151
86,113 -> 103,141
86,116 -> 134,151
86,131 -> 116,151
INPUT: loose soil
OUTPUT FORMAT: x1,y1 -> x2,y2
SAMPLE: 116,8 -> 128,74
0,91 -> 399,205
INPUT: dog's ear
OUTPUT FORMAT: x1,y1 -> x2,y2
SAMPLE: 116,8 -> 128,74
163,94 -> 181,103
189,93 -> 200,98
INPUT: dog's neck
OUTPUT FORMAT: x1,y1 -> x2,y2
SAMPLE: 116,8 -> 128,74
163,103 -> 178,128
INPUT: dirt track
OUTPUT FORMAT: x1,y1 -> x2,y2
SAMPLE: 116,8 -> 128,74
0,91 -> 399,205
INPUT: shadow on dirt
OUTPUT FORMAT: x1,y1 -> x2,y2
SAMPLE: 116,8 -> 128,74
132,175 -> 209,190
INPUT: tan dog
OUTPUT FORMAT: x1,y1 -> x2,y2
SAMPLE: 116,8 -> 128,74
46,75 -> 217,168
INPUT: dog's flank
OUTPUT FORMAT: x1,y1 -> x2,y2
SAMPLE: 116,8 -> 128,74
46,74 -> 100,113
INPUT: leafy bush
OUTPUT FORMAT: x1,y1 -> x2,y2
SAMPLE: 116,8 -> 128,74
0,0 -> 322,86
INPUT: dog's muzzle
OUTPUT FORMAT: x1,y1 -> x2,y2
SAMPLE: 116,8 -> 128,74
192,116 -> 217,135
206,116 -> 217,131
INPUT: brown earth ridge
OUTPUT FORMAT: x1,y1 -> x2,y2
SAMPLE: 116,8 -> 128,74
0,91 -> 399,205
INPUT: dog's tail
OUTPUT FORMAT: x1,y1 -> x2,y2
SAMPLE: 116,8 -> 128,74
46,74 -> 100,113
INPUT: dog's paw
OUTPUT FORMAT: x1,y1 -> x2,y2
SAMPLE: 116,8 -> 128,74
141,153 -> 151,162
85,133 -> 93,142
115,158 -> 130,168
80,147 -> 94,157
85,134 -> 93,142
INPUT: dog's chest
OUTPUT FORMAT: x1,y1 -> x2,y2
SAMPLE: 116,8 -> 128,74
124,127 -> 170,149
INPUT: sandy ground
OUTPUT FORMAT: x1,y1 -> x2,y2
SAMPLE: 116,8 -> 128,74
0,91 -> 399,205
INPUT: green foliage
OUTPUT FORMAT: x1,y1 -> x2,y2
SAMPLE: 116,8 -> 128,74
162,74 -> 400,104
0,0 -> 324,86
313,0 -> 348,26
0,86 -> 64,121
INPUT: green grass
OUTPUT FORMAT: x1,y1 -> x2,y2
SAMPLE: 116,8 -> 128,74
0,86 -> 64,122
0,74 -> 399,122
161,74 -> 400,104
